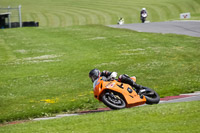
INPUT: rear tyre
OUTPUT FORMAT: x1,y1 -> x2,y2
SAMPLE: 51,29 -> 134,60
102,91 -> 126,110
140,88 -> 160,104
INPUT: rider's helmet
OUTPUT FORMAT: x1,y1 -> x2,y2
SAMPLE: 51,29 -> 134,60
142,8 -> 146,10
89,69 -> 100,82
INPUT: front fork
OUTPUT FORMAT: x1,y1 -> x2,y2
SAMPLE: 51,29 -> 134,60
109,91 -> 121,100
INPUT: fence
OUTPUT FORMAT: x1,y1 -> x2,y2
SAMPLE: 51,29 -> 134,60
0,5 -> 22,28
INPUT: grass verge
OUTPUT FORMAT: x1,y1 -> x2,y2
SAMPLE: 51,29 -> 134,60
1,0 -> 200,27
0,25 -> 200,123
0,101 -> 200,133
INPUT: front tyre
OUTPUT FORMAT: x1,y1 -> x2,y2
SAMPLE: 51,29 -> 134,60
141,17 -> 146,23
102,92 -> 126,110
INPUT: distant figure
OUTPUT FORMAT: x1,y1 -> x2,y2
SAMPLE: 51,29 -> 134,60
118,17 -> 124,25
140,8 -> 148,23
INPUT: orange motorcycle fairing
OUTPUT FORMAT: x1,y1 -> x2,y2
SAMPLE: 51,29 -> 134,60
93,77 -> 146,108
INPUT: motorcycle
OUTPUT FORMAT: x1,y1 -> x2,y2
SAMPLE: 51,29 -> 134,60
118,18 -> 124,25
141,13 -> 147,23
93,76 -> 160,109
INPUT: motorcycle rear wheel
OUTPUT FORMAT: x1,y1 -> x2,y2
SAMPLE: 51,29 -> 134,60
140,88 -> 160,104
102,92 -> 126,110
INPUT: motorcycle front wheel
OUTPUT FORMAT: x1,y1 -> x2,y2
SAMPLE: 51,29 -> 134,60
141,18 -> 146,23
102,91 -> 126,110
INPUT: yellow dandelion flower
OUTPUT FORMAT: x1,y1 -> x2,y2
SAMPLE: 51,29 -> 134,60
40,98 -> 59,104
70,99 -> 76,102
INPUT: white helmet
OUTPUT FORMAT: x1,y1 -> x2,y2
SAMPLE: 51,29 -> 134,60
142,8 -> 146,10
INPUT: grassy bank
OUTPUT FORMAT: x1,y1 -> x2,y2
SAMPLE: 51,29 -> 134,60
1,101 -> 200,132
0,25 -> 200,122
1,0 -> 200,27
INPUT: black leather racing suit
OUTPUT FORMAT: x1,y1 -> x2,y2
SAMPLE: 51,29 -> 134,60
100,70 -> 142,90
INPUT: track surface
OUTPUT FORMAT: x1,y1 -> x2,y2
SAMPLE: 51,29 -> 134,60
109,21 -> 200,37
33,91 -> 200,121
3,92 -> 199,126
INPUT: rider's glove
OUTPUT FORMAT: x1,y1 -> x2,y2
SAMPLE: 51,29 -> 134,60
108,72 -> 118,80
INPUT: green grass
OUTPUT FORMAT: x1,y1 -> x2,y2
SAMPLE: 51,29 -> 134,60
1,0 -> 200,125
1,101 -> 200,133
0,25 -> 200,123
1,0 -> 200,27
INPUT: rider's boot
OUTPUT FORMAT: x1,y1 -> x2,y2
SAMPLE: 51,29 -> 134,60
118,74 -> 143,92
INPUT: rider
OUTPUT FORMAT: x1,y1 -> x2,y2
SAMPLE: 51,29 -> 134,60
140,8 -> 148,23
89,68 -> 143,91
118,17 -> 124,25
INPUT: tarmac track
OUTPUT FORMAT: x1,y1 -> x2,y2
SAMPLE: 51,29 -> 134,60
32,91 -> 200,121
109,20 -> 200,37
3,92 -> 199,126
